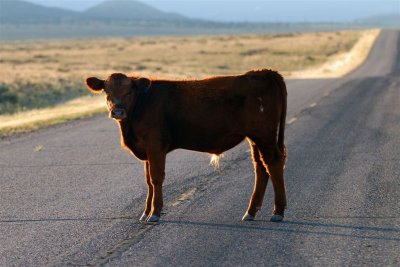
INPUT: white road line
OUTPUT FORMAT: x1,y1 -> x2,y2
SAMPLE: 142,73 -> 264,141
287,117 -> 297,124
309,102 -> 317,108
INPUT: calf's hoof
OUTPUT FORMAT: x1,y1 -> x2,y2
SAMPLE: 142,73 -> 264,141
139,213 -> 148,223
270,214 -> 284,222
242,212 -> 255,221
146,215 -> 160,224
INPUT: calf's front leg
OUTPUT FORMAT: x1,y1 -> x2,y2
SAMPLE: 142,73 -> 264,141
146,149 -> 166,223
139,162 -> 153,222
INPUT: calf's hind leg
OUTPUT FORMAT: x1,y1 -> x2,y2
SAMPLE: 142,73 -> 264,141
242,143 -> 270,221
258,143 -> 287,222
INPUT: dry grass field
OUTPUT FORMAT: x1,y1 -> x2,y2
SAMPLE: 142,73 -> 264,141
0,29 -> 379,135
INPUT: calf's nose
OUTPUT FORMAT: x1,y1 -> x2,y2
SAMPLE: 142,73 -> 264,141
110,108 -> 126,119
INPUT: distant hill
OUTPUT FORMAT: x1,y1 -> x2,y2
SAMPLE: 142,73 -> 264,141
0,0 -> 79,24
83,0 -> 186,21
355,14 -> 400,27
0,0 -> 186,24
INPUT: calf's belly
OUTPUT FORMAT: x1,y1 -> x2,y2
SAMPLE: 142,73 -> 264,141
176,134 -> 245,154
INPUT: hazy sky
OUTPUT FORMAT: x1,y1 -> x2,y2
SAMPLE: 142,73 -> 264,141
23,0 -> 400,22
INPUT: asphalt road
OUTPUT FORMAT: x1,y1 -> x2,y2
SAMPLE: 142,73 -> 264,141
1,30 -> 399,266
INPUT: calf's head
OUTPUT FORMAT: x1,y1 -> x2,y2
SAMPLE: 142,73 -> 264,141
85,73 -> 151,121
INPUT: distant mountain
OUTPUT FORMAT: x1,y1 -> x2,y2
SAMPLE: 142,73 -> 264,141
0,0 -> 79,24
83,0 -> 186,21
0,0 -> 186,24
355,14 -> 400,27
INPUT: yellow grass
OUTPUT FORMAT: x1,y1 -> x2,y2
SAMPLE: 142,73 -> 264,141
0,29 -> 380,136
0,29 -> 369,84
290,29 -> 380,78
0,95 -> 106,135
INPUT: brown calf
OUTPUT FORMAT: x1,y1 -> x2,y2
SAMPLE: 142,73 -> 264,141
85,69 -> 287,223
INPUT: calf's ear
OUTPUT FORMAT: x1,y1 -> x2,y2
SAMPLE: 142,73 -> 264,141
134,78 -> 151,94
85,77 -> 105,93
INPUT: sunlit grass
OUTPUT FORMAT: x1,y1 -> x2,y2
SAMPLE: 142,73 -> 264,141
0,95 -> 105,136
291,29 -> 379,78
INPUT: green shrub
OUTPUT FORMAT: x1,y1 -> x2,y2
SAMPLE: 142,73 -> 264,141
0,85 -> 19,114
0,81 -> 88,115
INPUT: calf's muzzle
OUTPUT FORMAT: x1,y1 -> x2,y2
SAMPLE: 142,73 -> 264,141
110,108 -> 127,120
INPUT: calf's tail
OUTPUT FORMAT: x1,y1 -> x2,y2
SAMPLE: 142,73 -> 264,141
274,71 -> 287,158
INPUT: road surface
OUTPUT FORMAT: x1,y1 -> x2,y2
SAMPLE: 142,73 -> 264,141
1,30 -> 399,266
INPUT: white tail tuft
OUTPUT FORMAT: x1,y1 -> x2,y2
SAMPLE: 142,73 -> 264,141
210,154 -> 223,170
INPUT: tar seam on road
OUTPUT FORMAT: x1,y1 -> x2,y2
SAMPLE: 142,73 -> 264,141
87,223 -> 155,266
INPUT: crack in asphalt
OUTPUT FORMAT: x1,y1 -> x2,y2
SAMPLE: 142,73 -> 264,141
1,216 -> 398,224
0,217 -> 136,223
161,220 -> 400,242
